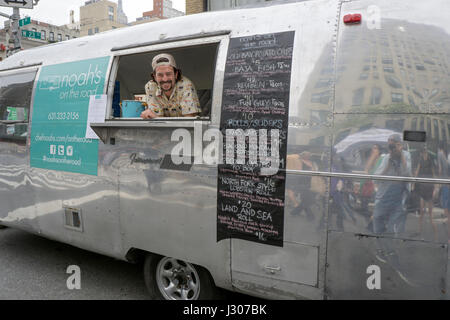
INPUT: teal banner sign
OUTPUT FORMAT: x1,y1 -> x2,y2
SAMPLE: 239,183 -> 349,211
30,56 -> 110,175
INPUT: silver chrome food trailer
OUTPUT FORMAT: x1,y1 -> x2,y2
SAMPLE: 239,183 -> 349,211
0,0 -> 449,299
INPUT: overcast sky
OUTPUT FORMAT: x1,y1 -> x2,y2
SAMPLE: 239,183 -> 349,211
0,0 -> 186,26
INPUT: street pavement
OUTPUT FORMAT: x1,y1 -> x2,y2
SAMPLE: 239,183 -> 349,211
0,227 -> 252,300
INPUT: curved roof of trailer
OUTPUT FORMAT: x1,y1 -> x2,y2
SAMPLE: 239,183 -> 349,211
0,0 -> 311,70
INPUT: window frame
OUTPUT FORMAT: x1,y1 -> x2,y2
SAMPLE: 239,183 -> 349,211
0,66 -> 40,143
104,34 -> 230,125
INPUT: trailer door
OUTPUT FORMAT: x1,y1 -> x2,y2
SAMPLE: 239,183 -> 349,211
0,66 -> 39,231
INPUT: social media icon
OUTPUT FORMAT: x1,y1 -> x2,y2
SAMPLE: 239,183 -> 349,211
58,145 -> 65,156
50,145 -> 56,155
67,146 -> 73,157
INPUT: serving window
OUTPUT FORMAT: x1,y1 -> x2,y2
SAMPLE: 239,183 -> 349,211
108,42 -> 219,120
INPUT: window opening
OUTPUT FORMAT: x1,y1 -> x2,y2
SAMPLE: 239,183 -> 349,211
110,43 -> 219,120
0,69 -> 37,144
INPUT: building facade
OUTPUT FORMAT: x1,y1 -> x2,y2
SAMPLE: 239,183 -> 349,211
23,20 -> 80,43
143,0 -> 184,19
117,0 -> 128,25
80,0 -> 128,37
186,0 -> 274,14
0,19 -> 80,60
186,0 -> 204,14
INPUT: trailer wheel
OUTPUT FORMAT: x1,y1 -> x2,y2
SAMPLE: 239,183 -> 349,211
143,254 -> 220,300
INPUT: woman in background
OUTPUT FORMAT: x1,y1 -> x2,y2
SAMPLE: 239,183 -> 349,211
415,147 -> 437,241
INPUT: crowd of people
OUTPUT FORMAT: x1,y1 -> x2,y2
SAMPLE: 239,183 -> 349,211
287,134 -> 450,244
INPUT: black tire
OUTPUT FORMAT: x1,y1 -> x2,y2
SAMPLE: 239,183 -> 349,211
143,254 -> 221,300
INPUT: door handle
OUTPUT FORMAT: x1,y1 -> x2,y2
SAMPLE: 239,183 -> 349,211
264,265 -> 281,274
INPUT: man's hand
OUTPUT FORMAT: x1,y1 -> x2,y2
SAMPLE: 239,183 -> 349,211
140,108 -> 159,119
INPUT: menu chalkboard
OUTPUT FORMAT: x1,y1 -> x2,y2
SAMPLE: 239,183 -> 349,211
217,31 -> 295,247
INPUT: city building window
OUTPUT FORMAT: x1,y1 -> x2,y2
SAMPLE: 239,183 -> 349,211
386,119 -> 405,132
88,29 -> 93,35
434,119 -> 439,139
441,120 -> 447,141
108,6 -> 114,21
311,91 -> 331,104
32,28 -> 37,32
408,95 -> 416,108
383,67 -> 394,73
352,88 -> 365,106
370,87 -> 382,105
314,79 -> 331,89
359,73 -> 369,80
57,34 -> 62,42
49,32 -> 54,41
385,75 -> 402,89
41,30 -> 46,40
411,118 -> 418,131
416,64 -> 425,71
321,68 -> 333,75
95,27 -> 99,33
65,35 -> 70,41
412,87 -> 423,99
391,92 -> 403,103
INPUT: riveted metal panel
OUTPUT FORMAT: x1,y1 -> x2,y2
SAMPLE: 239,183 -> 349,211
115,126 -> 231,288
326,231 -> 447,299
288,0 -> 340,126
232,240 -> 319,287
331,114 -> 450,243
335,0 -> 450,114
230,0 -> 340,300
286,124 -> 331,244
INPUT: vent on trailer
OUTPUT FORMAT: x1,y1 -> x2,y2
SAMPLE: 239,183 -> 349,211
64,207 -> 83,232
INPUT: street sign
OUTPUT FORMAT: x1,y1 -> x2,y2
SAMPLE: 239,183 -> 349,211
19,16 -> 30,27
0,0 -> 33,9
21,29 -> 41,39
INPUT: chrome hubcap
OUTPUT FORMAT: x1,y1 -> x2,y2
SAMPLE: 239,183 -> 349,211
156,257 -> 200,300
